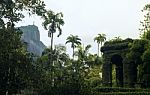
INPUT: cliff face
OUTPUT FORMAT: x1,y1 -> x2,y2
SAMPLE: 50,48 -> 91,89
19,25 -> 46,56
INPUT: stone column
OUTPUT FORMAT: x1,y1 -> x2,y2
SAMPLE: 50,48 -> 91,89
124,62 -> 137,87
129,63 -> 137,87
142,62 -> 150,88
116,66 -> 123,87
123,62 -> 129,87
102,56 -> 112,87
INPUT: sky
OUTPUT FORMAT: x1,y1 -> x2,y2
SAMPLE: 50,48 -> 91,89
16,0 -> 150,56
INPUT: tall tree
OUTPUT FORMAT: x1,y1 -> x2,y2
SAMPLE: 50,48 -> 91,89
66,35 -> 81,59
42,11 -> 64,80
0,0 -> 47,94
139,4 -> 150,39
94,34 -> 106,56
35,46 -> 70,94
42,11 -> 64,50
0,0 -> 46,24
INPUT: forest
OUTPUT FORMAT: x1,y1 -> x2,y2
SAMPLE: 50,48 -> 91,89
0,0 -> 150,95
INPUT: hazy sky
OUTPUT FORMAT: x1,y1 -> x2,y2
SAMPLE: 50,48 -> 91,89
16,0 -> 149,55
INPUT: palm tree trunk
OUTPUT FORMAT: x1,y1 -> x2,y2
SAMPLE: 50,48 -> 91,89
50,33 -> 54,86
98,43 -> 99,56
73,47 -> 74,59
51,33 -> 54,51
100,42 -> 103,56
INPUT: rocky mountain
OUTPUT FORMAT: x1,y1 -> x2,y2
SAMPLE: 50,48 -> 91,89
19,25 -> 46,56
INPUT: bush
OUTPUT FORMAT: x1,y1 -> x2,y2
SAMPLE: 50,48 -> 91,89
92,87 -> 150,95
93,87 -> 149,92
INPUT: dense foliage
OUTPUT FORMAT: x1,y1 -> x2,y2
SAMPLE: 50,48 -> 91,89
1,0 -> 150,95
31,44 -> 103,95
0,0 -> 46,94
140,4 -> 150,39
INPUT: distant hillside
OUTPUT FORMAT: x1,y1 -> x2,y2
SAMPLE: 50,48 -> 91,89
19,25 -> 46,56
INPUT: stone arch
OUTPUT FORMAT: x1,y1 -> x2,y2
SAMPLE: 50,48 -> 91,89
111,54 -> 123,66
101,38 -> 133,87
111,54 -> 123,87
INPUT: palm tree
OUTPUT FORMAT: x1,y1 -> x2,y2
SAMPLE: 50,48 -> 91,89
66,35 -> 81,59
73,44 -> 92,87
94,33 -> 106,56
74,44 -> 91,61
42,10 -> 64,50
42,11 -> 64,73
